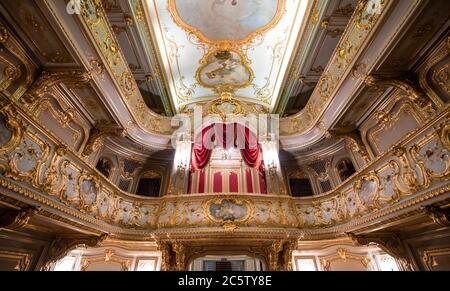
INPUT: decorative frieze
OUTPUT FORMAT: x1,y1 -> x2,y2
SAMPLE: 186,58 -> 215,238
0,96 -> 448,239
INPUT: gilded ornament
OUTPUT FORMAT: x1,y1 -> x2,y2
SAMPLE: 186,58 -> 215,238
195,48 -> 254,92
355,0 -> 385,31
0,22 -> 9,43
167,0 -> 286,46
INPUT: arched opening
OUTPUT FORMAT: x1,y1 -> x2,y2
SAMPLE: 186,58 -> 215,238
95,157 -> 113,178
188,123 -> 266,194
337,158 -> 356,182
188,255 -> 265,271
289,178 -> 314,197
136,170 -> 162,197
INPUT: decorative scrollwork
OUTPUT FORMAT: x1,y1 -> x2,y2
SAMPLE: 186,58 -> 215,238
20,71 -> 91,107
42,233 -> 108,270
347,232 -> 412,270
0,206 -> 39,231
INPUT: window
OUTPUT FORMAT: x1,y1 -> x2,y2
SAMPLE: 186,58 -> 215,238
190,256 -> 263,271
289,178 -> 313,197
136,178 -> 161,197
203,259 -> 245,271
53,255 -> 78,271
296,258 -> 317,271
337,159 -> 356,182
375,254 -> 399,271
136,170 -> 162,197
96,157 -> 113,178
135,259 -> 156,271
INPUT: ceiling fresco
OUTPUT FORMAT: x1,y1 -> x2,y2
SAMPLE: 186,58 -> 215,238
170,0 -> 283,43
143,0 -> 310,112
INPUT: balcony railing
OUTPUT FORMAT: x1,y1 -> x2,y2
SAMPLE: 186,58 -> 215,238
0,102 -> 448,238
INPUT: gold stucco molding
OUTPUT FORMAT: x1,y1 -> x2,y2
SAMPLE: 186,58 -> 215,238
347,232 -> 413,271
42,233 -> 108,270
167,0 -> 286,46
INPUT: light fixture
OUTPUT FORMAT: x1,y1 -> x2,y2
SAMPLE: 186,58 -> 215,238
174,139 -> 191,173
261,139 -> 279,175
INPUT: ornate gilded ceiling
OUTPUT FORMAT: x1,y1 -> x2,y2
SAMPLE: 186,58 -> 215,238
143,0 -> 310,112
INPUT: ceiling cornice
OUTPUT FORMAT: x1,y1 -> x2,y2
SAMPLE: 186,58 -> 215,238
280,0 -> 427,152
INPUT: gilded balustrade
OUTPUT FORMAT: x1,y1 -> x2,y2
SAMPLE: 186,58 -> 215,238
0,94 -> 448,239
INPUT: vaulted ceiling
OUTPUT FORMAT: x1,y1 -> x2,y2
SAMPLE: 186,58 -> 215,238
2,0 -> 437,153
143,0 -> 310,113
101,0 -> 360,117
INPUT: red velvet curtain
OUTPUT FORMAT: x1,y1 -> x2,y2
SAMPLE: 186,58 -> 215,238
246,168 -> 254,193
229,172 -> 238,193
189,123 -> 266,194
213,172 -> 222,193
187,170 -> 192,194
258,162 -> 267,194
214,123 -> 235,149
192,123 -> 261,169
192,124 -> 214,170
238,125 -> 261,168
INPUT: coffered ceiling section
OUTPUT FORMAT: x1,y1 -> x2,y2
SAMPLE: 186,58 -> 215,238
143,0 -> 310,112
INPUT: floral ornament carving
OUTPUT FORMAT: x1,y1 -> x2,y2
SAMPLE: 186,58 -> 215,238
0,22 -> 9,43
0,106 -> 24,159
363,76 -> 437,116
20,71 -> 91,107
5,132 -> 50,189
0,206 -> 39,231
336,41 -> 354,69
157,241 -> 187,271
353,172 -> 381,211
347,232 -> 412,271
42,145 -> 67,195
421,205 -> 450,227
0,59 -> 21,92
81,127 -> 124,157
265,239 -> 297,271
78,173 -> 101,213
327,129 -> 372,163
42,233 -> 108,270
355,0 -> 385,30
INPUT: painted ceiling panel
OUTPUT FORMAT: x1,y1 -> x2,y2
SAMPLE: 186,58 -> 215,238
143,0 -> 310,112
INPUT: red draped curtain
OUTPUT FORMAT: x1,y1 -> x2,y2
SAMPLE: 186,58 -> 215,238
246,168 -> 254,193
229,172 -> 238,193
192,123 -> 261,169
259,162 -> 267,194
213,172 -> 222,193
237,125 -> 260,168
198,170 -> 205,193
191,124 -> 214,170
189,123 -> 266,194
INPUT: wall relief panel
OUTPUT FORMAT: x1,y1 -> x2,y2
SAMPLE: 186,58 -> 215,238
363,97 -> 424,156
34,96 -> 88,151
0,21 -> 37,100
419,36 -> 450,105
0,99 -> 448,238
0,0 -> 74,65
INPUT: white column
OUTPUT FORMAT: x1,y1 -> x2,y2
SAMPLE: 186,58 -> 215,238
172,138 -> 192,195
261,139 -> 286,195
